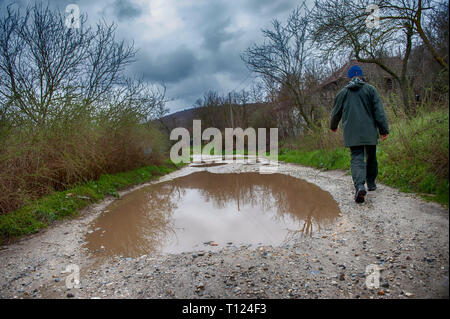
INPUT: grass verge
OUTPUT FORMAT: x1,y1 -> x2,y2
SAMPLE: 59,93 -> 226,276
279,146 -> 448,206
0,160 -> 183,244
279,148 -> 350,170
278,109 -> 449,207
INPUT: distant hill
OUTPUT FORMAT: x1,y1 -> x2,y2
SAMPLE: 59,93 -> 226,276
159,107 -> 200,133
159,102 -> 271,133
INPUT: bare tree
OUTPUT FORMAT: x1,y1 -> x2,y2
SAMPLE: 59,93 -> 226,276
310,0 -> 448,113
194,90 -> 227,129
241,4 -> 317,129
422,1 -> 448,69
102,78 -> 168,126
234,89 -> 250,128
249,82 -> 266,104
379,0 -> 448,71
81,22 -> 136,107
0,3 -> 166,128
0,4 -> 90,126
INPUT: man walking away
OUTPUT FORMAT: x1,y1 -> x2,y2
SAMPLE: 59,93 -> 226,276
330,65 -> 389,203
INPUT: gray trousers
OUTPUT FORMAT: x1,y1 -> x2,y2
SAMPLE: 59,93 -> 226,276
349,145 -> 378,190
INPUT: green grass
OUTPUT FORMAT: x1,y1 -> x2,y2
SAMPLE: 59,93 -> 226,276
278,109 -> 449,206
0,160 -> 183,244
279,147 -> 350,170
378,148 -> 449,205
377,109 -> 449,206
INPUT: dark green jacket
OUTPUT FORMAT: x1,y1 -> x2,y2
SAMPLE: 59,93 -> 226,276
330,78 -> 389,147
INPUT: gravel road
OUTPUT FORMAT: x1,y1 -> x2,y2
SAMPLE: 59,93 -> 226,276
0,161 -> 448,299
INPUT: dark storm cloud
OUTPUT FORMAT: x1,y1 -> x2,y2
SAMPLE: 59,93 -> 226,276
112,0 -> 142,21
136,46 -> 199,84
182,1 -> 237,53
244,0 -> 296,14
201,17 -> 234,52
167,73 -> 221,107
0,0 -> 303,112
246,0 -> 280,12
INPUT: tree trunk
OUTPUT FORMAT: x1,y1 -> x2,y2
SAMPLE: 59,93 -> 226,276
399,78 -> 411,115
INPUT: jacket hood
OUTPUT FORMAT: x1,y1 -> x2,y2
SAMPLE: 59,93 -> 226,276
346,77 -> 365,91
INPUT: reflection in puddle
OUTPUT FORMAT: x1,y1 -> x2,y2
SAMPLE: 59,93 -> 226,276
85,172 -> 340,257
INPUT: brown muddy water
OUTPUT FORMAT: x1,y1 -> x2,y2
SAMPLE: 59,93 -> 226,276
85,172 -> 341,258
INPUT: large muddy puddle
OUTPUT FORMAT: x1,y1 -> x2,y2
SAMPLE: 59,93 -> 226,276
85,171 -> 340,257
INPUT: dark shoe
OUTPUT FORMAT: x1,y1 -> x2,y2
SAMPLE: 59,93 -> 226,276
355,187 -> 367,203
367,184 -> 377,191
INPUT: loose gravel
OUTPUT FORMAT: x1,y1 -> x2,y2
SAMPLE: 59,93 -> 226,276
0,161 -> 448,299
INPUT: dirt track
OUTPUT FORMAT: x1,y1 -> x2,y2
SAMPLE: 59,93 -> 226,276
0,161 -> 448,299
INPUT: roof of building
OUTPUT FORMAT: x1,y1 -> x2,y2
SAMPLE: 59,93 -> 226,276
318,57 -> 403,90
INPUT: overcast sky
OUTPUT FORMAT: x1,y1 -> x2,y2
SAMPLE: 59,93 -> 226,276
1,0 -> 307,113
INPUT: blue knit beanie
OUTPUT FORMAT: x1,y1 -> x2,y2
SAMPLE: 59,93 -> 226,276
347,65 -> 363,78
